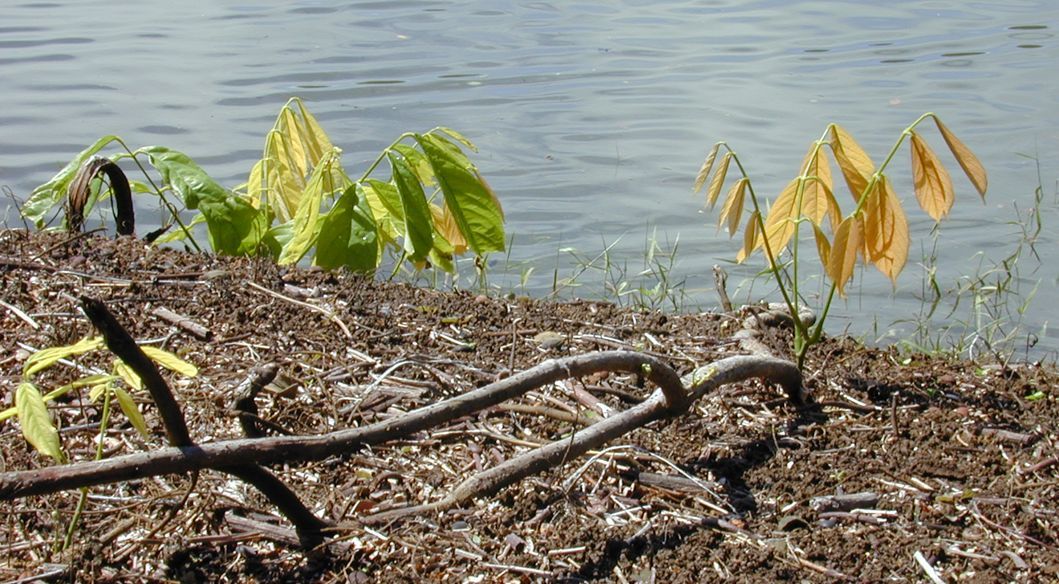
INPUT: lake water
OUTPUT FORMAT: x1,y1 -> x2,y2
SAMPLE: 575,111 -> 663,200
3,1 -> 1058,358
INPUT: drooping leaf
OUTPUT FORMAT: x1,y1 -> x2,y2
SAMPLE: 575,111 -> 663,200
22,135 -> 121,228
359,179 -> 403,247
16,382 -> 63,463
393,144 -> 436,187
758,179 -> 801,261
811,222 -> 831,268
114,361 -> 143,391
910,132 -> 955,221
293,97 -> 335,165
433,202 -> 468,256
438,127 -> 478,151
693,143 -> 721,194
827,216 -> 863,297
736,210 -> 761,263
0,374 -> 118,422
113,385 -> 150,438
829,125 -> 876,203
277,149 -> 347,265
388,152 -> 434,262
140,346 -> 199,377
23,336 -> 104,378
704,152 -> 733,209
314,184 -> 380,271
416,133 -> 505,255
143,146 -> 269,255
933,116 -> 987,198
860,175 -> 909,283
800,146 -> 840,230
717,178 -> 748,238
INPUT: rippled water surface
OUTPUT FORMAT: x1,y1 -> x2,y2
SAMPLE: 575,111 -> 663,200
3,1 -> 1058,355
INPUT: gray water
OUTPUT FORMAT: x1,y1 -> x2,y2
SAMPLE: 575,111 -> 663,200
3,1 -> 1058,357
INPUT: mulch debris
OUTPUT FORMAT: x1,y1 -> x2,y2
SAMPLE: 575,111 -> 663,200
1,229 -> 1057,582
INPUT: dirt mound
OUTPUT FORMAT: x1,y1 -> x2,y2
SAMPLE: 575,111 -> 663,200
1,229 -> 1056,582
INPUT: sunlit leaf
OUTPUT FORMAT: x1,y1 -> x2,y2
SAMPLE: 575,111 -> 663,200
438,127 -> 478,152
704,152 -> 732,209
932,116 -> 987,198
23,336 -> 103,378
277,149 -> 346,265
16,382 -> 64,463
800,146 -> 839,229
827,216 -> 863,297
314,184 -> 380,271
114,361 -> 143,391
113,385 -> 150,438
360,179 -> 403,247
140,346 -> 199,377
416,133 -> 505,255
432,202 -> 468,256
293,97 -> 335,164
759,179 -> 801,261
829,125 -> 876,203
717,178 -> 748,238
910,132 -> 954,221
22,135 -> 121,228
811,222 -> 831,268
388,152 -> 434,262
393,144 -> 436,187
143,146 -> 269,255
736,210 -> 761,263
0,374 -> 118,422
861,175 -> 909,283
693,143 -> 721,194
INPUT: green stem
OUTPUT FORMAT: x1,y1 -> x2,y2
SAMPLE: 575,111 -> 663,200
62,386 -> 113,551
119,140 -> 202,252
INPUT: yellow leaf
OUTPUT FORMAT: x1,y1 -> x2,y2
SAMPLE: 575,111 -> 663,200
693,143 -> 721,194
829,125 -> 876,203
432,202 -> 468,255
811,222 -> 831,268
16,382 -> 64,463
737,210 -> 761,263
910,132 -> 954,221
113,385 -> 150,438
759,179 -> 801,261
861,175 -> 909,283
800,146 -> 840,230
718,178 -> 748,237
827,216 -> 863,297
140,346 -> 199,377
114,361 -> 142,391
933,116 -> 987,198
704,152 -> 732,209
23,336 -> 103,378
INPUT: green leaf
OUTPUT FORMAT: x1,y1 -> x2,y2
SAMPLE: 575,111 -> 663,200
140,346 -> 199,377
393,144 -> 436,187
388,152 -> 434,262
142,146 -> 269,255
438,127 -> 478,152
360,179 -> 403,245
415,133 -> 505,255
23,135 -> 122,227
314,184 -> 379,271
16,382 -> 64,463
23,337 -> 104,378
113,385 -> 150,438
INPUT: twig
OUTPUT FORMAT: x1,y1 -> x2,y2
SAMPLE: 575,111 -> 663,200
246,280 -> 352,339
913,550 -> 946,584
150,306 -> 212,340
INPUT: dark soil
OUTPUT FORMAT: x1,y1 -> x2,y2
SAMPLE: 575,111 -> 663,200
1,229 -> 1057,582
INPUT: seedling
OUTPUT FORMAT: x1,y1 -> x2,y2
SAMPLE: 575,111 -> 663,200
696,113 -> 987,369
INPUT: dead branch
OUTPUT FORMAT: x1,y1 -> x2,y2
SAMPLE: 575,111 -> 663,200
2,300 -> 803,544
